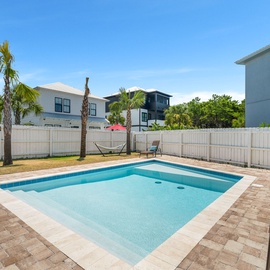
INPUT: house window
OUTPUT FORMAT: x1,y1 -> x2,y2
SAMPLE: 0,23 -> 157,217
89,126 -> 100,130
63,99 -> 71,113
157,95 -> 169,105
142,112 -> 148,122
89,103 -> 96,116
55,97 -> 62,112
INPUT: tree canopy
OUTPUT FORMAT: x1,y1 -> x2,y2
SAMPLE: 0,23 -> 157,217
0,83 -> 43,125
151,94 -> 245,130
108,101 -> 125,125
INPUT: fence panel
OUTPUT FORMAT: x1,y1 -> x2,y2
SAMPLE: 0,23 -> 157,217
11,126 -> 51,158
52,128 -> 81,156
210,130 -> 249,165
1,125 -> 270,169
87,130 -> 127,154
182,131 -> 208,159
134,128 -> 270,169
162,131 -> 181,156
251,130 -> 270,168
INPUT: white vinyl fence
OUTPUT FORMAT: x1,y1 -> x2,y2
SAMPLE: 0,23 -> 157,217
0,125 -> 270,169
0,125 -> 127,159
134,128 -> 270,169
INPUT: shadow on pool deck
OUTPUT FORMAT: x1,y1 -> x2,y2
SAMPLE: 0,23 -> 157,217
0,156 -> 269,270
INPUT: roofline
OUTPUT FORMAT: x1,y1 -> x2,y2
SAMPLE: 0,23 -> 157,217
235,44 -> 270,65
104,89 -> 172,98
148,90 -> 172,97
35,84 -> 109,102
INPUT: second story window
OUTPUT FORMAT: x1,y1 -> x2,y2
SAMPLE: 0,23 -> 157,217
63,99 -> 71,113
89,103 -> 96,116
142,112 -> 148,122
157,95 -> 169,105
55,97 -> 62,112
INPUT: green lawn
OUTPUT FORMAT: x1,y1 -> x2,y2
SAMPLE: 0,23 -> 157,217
0,153 -> 139,175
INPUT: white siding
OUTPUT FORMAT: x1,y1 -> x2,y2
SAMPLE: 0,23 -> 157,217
21,85 -> 108,129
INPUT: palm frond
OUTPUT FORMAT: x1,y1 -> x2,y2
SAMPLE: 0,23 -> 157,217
16,83 -> 40,101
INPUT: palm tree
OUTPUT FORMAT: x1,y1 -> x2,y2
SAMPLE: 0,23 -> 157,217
10,83 -> 43,124
148,122 -> 165,131
118,88 -> 145,155
0,84 -> 43,124
108,101 -> 125,125
165,104 -> 192,129
0,41 -> 18,165
80,77 -> 90,158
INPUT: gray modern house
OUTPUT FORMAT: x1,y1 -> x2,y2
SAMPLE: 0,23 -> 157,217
236,44 -> 270,127
104,86 -> 172,131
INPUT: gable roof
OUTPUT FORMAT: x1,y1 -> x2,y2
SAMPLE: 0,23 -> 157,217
235,44 -> 270,65
36,82 -> 108,101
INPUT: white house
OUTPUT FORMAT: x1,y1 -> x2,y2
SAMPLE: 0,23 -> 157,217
22,82 -> 109,129
236,44 -> 270,127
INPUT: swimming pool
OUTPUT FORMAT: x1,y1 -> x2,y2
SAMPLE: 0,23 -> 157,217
1,160 -> 242,265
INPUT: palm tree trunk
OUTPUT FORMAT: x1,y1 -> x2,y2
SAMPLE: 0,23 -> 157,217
80,77 -> 90,158
3,76 -> 13,165
126,107 -> 132,155
15,109 -> 21,125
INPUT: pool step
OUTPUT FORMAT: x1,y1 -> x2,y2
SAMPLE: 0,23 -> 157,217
7,168 -> 133,192
133,166 -> 234,192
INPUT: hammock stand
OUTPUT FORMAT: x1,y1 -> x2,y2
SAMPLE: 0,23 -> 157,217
94,142 -> 126,157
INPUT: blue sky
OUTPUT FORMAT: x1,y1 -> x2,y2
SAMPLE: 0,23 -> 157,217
1,0 -> 270,105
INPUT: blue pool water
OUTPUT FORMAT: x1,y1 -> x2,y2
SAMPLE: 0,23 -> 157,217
1,160 -> 242,265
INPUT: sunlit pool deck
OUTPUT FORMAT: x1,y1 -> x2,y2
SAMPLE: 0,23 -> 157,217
0,156 -> 269,270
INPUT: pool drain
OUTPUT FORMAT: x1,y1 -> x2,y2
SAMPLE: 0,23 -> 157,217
155,181 -> 162,184
177,186 -> 185,189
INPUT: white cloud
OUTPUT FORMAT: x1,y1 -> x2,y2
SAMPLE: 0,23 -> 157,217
170,91 -> 245,105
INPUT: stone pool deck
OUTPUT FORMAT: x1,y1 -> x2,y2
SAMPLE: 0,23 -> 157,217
0,156 -> 269,270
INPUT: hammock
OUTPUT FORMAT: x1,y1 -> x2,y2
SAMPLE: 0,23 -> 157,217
94,142 -> 126,156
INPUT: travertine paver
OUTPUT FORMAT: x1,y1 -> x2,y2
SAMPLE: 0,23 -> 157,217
0,156 -> 269,269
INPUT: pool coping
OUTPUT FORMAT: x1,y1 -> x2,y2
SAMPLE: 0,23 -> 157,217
0,157 -> 257,270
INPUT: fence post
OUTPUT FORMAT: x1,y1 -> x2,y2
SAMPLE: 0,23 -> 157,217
110,130 -> 113,147
49,129 -> 53,157
27,127 -> 30,157
160,132 -> 163,152
179,131 -> 182,157
130,131 -> 136,151
207,131 -> 211,162
247,130 -> 252,167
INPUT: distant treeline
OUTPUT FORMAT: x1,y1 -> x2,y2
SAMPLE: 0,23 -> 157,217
151,94 -> 245,130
